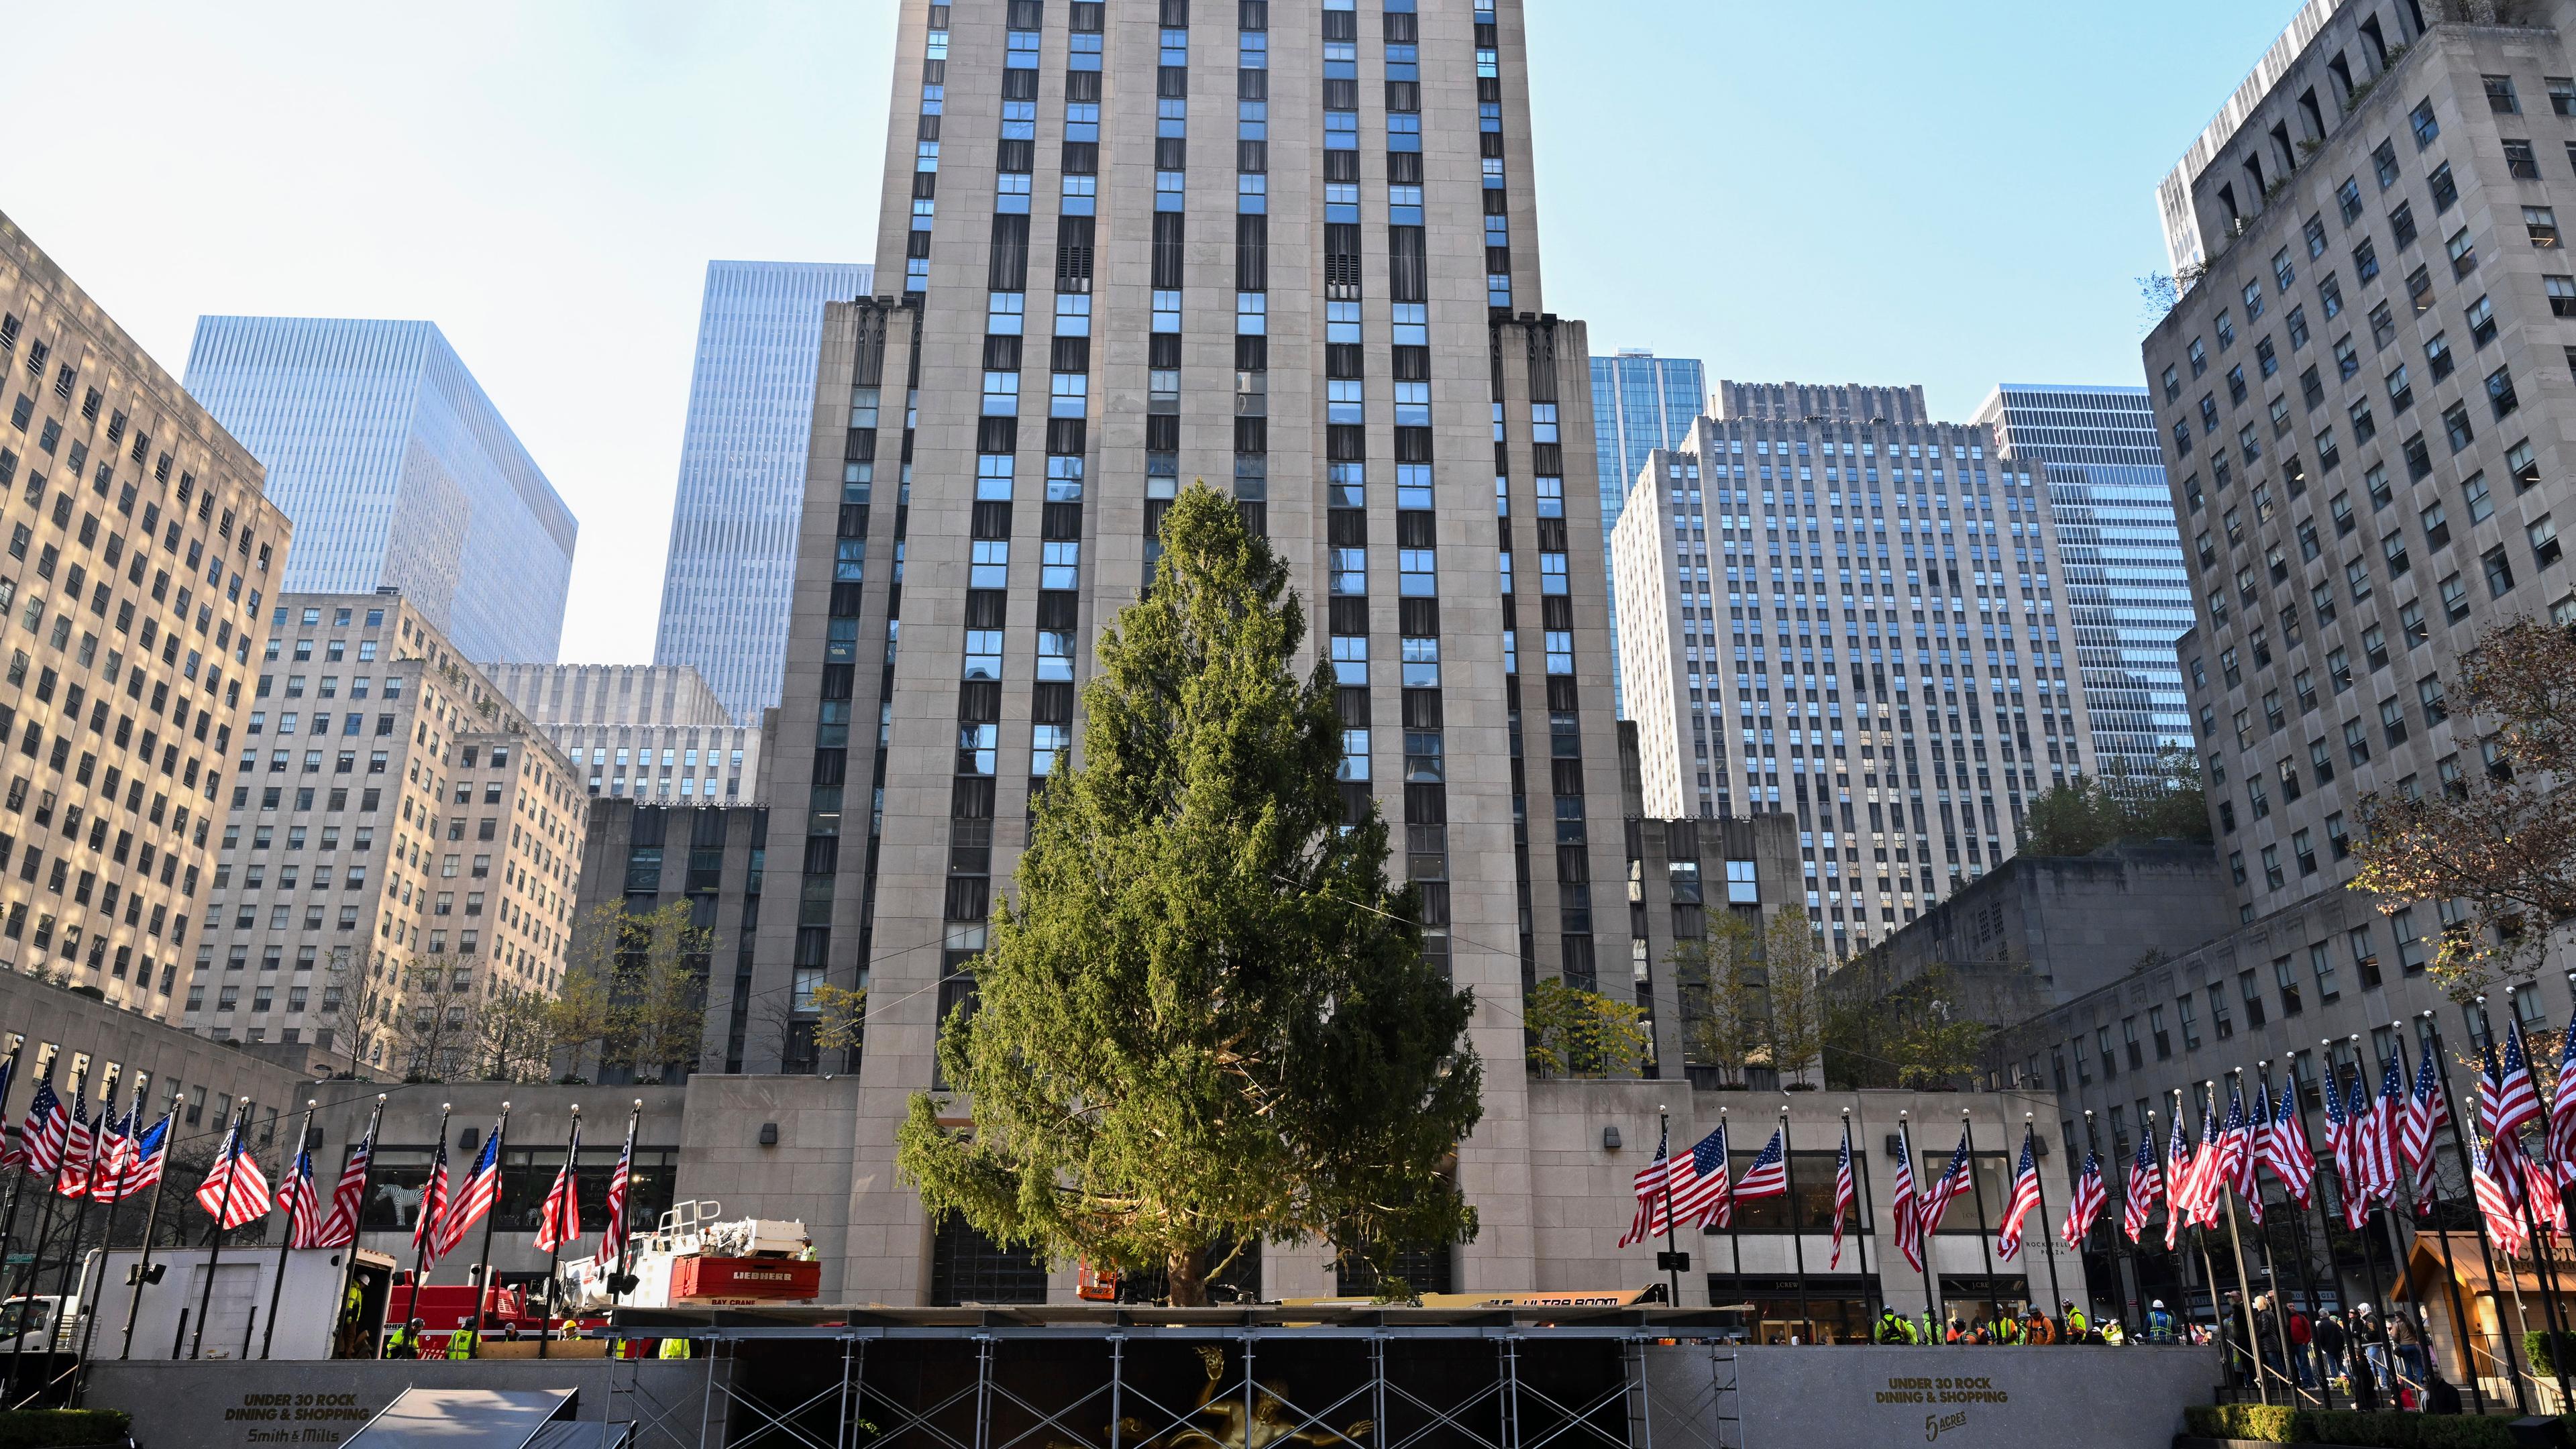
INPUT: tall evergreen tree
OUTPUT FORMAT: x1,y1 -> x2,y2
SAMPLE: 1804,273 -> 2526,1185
897,484 -> 1483,1303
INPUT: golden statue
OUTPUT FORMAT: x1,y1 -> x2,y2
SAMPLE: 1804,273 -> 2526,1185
1104,1346 -> 1374,1449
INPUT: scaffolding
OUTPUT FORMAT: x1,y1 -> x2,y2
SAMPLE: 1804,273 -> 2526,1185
602,1305 -> 1743,1449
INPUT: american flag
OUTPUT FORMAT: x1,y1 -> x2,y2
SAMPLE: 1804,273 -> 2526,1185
2182,1106 -> 2224,1226
19,1078 -> 65,1179
1919,1128 -> 1973,1236
85,1101 -> 131,1205
314,1122 -> 375,1250
2361,1055 -> 2405,1203
55,1084 -> 93,1198
2122,1130 -> 2161,1243
1616,1124 -> 1668,1248
533,1118 -> 582,1254
2063,1148 -> 2106,1251
2164,1112 -> 2194,1249
2324,1066 -> 2370,1232
119,1116 -> 168,1202
2553,1022 -> 2576,1187
2265,1078 -> 2316,1209
1735,1128 -> 1789,1202
278,1138 -> 321,1249
1659,1124 -> 1732,1234
1997,1127 -> 2044,1261
1828,1124 -> 1858,1269
2223,1086 -> 2261,1224
2474,1133 -> 2530,1260
602,1114 -> 638,1273
194,1118 -> 274,1230
432,1125 -> 503,1258
411,1139 -> 451,1265
2403,1038 -> 2451,1210
1889,1121 -> 1925,1271
2489,1020 -> 2546,1144
2532,1151 -> 2567,1238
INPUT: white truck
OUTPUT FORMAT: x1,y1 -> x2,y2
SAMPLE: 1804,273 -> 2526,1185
559,1200 -> 820,1311
78,1245 -> 396,1360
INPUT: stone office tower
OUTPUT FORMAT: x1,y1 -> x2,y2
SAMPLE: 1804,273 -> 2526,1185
0,213 -> 294,1023
741,0 -> 1631,1300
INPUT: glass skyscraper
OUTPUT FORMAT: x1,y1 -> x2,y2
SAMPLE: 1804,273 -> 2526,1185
182,317 -> 578,663
654,260 -> 875,723
1972,384 -> 2194,777
1589,350 -> 1703,710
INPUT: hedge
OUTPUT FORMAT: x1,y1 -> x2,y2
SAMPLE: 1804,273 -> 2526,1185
0,1409 -> 131,1449
2528,1330 -> 2576,1377
2184,1403 -> 2576,1448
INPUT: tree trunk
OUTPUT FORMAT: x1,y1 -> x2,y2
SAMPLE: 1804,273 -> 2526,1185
1167,1245 -> 1208,1307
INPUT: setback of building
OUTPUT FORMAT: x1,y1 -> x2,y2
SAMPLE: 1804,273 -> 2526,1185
482,662 -> 763,806
180,317 -> 578,665
1609,383 -> 2096,958
179,592 -> 587,1073
654,261 -> 877,725
1590,349 -> 1705,711
0,211 -> 294,1024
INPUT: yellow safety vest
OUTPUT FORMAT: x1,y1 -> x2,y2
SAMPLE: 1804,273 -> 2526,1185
659,1338 -> 692,1360
447,1329 -> 476,1360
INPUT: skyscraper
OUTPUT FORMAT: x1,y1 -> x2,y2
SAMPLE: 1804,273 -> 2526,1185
1609,382 -> 2095,957
1972,384 -> 2194,777
2147,1 -> 2576,936
727,0 -> 1634,1301
653,261 -> 875,724
181,318 -> 578,664
1589,348 -> 1703,710
0,211 -> 294,1022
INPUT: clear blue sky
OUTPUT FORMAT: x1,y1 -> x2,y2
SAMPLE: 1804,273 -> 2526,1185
0,0 -> 2296,662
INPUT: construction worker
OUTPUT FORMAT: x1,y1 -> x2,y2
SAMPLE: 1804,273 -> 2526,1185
2144,1299 -> 2178,1344
1917,1309 -> 1939,1345
446,1324 -> 478,1360
659,1336 -> 692,1360
2102,1317 -> 2127,1346
2022,1307 -> 2055,1345
384,1320 -> 418,1360
2061,1300 -> 2088,1341
1874,1307 -> 1915,1344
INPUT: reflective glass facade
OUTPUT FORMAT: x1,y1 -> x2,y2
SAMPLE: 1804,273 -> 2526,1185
654,261 -> 875,724
1972,384 -> 2194,778
1589,350 -> 1703,710
182,318 -> 578,663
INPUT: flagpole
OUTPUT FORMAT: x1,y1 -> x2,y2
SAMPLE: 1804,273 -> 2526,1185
1844,1108 -> 1876,1297
2421,1018 -> 2529,1413
2023,1115 -> 2062,1326
2092,1110 -> 2131,1332
1957,1110 -> 2003,1334
1720,1107 -> 1741,1304
2248,1067 -> 2303,1403
44,1081 -> 116,1381
465,1102 -> 511,1354
117,1112 -> 173,1361
2216,1075 -> 2271,1407
2379,1030 -> 2473,1413
2176,1088 -> 2226,1348
7,1070 -> 80,1397
602,1098 -> 641,1361
0,1038 -> 32,1346
539,1106 -> 578,1360
71,1100 -> 144,1405
1778,1105 -> 1811,1342
258,1100 -> 317,1360
326,1095 -> 386,1360
188,1102 -> 252,1360
2333,1044 -> 2400,1407
1900,1112 -> 1937,1330
2481,1000 -> 2575,1411
2261,1062 -> 2329,1408
399,1103 -> 451,1357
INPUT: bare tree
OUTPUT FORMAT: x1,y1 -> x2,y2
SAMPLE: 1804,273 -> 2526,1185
553,902 -> 714,1083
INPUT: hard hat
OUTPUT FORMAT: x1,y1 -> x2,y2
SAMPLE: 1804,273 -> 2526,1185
2151,1299 -> 2165,1309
